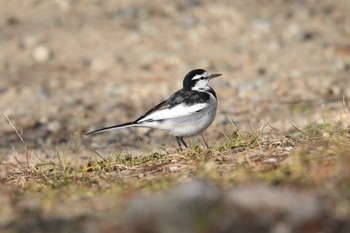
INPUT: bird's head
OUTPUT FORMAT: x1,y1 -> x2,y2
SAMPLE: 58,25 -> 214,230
183,69 -> 222,91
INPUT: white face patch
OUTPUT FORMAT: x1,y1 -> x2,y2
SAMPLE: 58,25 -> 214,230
192,79 -> 210,91
191,72 -> 209,81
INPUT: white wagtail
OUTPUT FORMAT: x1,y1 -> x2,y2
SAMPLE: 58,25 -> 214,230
85,69 -> 222,149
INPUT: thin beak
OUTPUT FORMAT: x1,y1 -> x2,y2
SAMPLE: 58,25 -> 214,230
209,73 -> 222,79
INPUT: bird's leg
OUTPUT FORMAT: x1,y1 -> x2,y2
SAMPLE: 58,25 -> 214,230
201,133 -> 209,149
175,136 -> 183,151
179,137 -> 188,148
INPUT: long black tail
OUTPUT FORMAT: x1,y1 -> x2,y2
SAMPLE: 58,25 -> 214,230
85,121 -> 137,136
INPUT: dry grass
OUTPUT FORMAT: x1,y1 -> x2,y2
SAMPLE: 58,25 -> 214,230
1,110 -> 350,232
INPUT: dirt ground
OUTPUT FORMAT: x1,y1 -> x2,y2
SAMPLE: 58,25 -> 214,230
1,0 -> 349,154
1,0 -> 350,232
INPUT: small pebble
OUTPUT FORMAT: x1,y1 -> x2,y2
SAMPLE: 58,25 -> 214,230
33,45 -> 51,63
47,121 -> 61,132
263,157 -> 277,163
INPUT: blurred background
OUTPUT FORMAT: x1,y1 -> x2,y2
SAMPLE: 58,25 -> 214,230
1,0 -> 350,155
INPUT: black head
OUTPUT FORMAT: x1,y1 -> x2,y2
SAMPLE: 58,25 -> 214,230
183,69 -> 222,91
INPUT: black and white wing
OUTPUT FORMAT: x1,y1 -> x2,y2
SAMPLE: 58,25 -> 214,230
135,90 -> 211,123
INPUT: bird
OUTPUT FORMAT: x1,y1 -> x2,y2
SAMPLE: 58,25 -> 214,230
85,69 -> 222,150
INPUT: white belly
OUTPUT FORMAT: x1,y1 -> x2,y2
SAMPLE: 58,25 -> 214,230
141,93 -> 217,137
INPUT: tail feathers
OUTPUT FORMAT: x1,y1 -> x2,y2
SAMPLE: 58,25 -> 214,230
85,121 -> 137,136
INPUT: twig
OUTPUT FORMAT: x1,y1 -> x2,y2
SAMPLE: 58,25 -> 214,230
11,147 -> 28,173
25,144 -> 30,168
4,113 -> 32,168
85,145 -> 107,161
343,96 -> 350,117
291,124 -> 305,134
4,113 -> 24,143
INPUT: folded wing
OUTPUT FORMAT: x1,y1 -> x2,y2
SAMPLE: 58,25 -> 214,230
135,90 -> 209,123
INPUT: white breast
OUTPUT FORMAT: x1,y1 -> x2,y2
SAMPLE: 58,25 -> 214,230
140,92 -> 217,137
